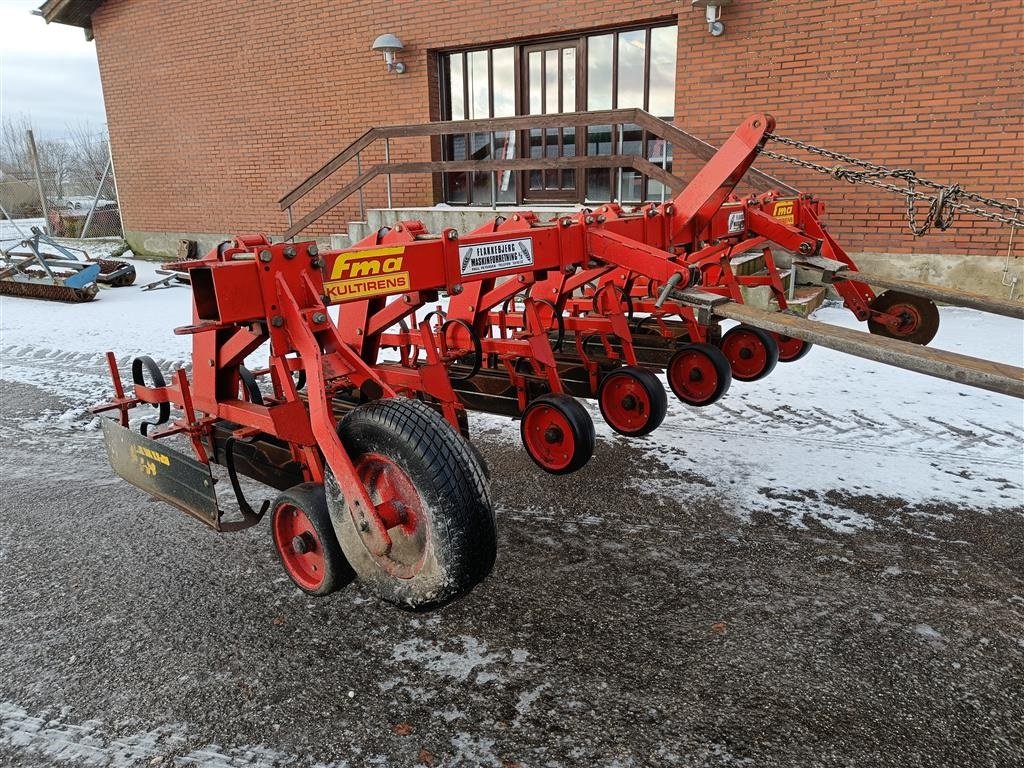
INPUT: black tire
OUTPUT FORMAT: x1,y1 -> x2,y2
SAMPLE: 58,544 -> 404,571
719,325 -> 780,382
667,343 -> 733,406
327,398 -> 496,610
519,393 -> 595,475
597,366 -> 668,437
867,290 -> 940,346
270,482 -> 354,597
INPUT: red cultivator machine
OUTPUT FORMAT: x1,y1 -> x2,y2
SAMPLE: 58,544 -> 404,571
92,114 -> 1024,610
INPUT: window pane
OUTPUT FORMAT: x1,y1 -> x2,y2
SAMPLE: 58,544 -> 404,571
529,128 -> 543,189
587,169 -> 611,202
648,26 -> 677,117
496,129 -> 517,201
492,47 -> 515,117
544,49 -> 558,113
562,48 -> 575,112
447,55 -> 465,120
587,34 -> 613,110
529,51 -> 542,115
471,132 -> 492,204
617,29 -> 646,109
619,123 -> 644,202
446,172 -> 468,203
563,126 -> 576,157
646,137 -> 672,199
468,50 -> 489,119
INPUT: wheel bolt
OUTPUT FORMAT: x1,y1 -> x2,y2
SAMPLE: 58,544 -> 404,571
291,532 -> 315,555
544,426 -> 562,444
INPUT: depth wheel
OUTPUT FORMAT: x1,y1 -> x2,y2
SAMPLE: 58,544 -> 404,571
667,343 -> 732,406
329,398 -> 495,610
598,367 -> 667,437
719,325 -> 779,382
772,333 -> 813,363
270,483 -> 354,596
520,393 -> 595,475
867,290 -> 939,345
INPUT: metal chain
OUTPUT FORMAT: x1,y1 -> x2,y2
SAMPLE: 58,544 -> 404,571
761,133 -> 1024,234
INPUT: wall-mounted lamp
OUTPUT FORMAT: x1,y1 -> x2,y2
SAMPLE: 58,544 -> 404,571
691,0 -> 732,37
371,33 -> 407,74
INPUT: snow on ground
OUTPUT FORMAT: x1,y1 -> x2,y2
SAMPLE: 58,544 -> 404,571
0,249 -> 1021,532
597,306 -> 1024,531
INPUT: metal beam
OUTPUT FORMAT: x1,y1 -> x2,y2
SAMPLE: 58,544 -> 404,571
700,299 -> 1024,399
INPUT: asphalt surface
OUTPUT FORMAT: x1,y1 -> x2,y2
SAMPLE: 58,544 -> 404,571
1,379 -> 1023,767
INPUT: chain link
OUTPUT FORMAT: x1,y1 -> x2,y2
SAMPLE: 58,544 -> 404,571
761,133 -> 1024,234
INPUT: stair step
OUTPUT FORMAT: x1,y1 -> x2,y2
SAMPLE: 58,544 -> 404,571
731,251 -> 766,276
772,286 -> 827,316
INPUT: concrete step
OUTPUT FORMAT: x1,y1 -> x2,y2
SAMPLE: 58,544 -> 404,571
731,251 -> 766,276
773,286 -> 828,316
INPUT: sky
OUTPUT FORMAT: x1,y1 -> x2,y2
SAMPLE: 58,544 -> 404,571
0,0 -> 107,139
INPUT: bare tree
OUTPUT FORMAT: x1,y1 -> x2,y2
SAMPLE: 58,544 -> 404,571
0,113 -> 117,217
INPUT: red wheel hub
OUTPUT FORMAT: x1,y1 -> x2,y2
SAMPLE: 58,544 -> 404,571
721,329 -> 769,379
522,404 -> 575,472
775,334 -> 807,362
881,302 -> 923,337
669,349 -> 720,405
272,503 -> 326,591
355,453 -> 428,579
600,374 -> 651,433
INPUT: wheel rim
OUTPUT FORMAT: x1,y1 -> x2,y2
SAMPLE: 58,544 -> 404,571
721,329 -> 769,380
355,452 -> 428,579
775,334 -> 807,362
883,301 -> 924,338
272,503 -> 326,591
522,403 -> 576,472
669,349 -> 720,405
601,373 -> 652,434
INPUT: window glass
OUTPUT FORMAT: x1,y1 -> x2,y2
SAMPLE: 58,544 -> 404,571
492,47 -> 515,117
468,50 -> 489,119
528,51 -> 543,115
648,26 -> 677,117
544,49 -> 559,114
440,23 -> 677,205
495,129 -> 517,203
617,29 -> 646,109
562,48 -> 575,112
587,34 -> 613,110
448,54 -> 464,120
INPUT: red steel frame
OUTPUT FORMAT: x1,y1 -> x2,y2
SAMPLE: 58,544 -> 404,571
93,114 -> 894,539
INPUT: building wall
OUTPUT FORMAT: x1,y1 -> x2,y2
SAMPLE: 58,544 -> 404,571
91,0 -> 1022,271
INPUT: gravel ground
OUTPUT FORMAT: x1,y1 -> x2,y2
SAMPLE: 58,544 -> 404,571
1,379 -> 1022,768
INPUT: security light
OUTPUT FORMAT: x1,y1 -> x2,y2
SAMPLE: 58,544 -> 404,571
691,0 -> 732,37
371,33 -> 407,74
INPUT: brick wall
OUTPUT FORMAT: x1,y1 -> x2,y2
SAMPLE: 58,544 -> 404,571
91,0 -> 1022,259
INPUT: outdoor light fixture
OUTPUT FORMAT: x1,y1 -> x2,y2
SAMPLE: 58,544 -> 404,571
691,0 -> 732,37
371,33 -> 407,74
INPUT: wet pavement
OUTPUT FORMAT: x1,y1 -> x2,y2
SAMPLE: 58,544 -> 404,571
1,379 -> 1022,767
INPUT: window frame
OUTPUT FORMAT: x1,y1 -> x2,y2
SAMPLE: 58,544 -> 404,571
438,20 -> 677,206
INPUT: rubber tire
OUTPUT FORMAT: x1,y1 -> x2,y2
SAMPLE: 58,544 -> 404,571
270,482 -> 354,597
328,398 -> 496,611
520,393 -> 596,475
867,290 -> 940,346
773,333 -> 814,363
597,366 -> 668,437
720,325 -> 780,382
666,343 -> 733,407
